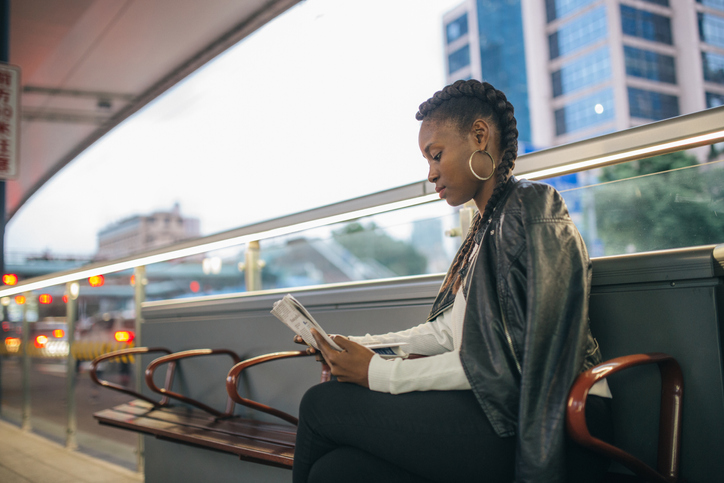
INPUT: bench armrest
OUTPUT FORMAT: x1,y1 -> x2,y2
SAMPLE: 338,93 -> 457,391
226,351 -> 315,426
145,349 -> 242,419
566,353 -> 683,483
90,347 -> 174,408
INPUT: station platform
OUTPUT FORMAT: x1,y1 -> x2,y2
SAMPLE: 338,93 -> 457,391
0,419 -> 142,483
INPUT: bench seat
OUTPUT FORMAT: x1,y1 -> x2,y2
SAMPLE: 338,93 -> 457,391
94,399 -> 296,468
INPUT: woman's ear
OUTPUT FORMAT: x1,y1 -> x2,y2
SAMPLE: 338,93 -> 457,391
471,119 -> 491,148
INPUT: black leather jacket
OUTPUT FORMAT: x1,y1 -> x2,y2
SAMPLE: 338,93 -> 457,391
427,177 -> 602,482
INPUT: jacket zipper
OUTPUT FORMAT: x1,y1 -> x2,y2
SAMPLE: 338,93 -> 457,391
496,213 -> 522,375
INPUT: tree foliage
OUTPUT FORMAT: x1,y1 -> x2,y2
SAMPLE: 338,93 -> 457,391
333,222 -> 427,276
594,151 -> 724,254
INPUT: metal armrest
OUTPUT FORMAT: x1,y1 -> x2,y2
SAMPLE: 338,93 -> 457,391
90,347 -> 174,408
566,353 -> 683,483
145,349 -> 241,419
226,351 -> 315,425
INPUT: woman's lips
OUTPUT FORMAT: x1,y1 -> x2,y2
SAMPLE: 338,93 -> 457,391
437,187 -> 446,198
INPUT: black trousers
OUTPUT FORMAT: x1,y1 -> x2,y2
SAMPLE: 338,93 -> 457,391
292,381 -> 613,483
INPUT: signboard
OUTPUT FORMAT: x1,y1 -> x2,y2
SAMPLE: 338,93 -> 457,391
0,63 -> 20,179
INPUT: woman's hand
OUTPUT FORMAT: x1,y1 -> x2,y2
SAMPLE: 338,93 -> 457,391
310,328 -> 374,388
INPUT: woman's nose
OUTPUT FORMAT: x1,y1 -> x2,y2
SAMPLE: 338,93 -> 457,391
427,164 -> 438,183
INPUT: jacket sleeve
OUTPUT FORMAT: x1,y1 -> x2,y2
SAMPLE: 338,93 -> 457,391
514,209 -> 592,482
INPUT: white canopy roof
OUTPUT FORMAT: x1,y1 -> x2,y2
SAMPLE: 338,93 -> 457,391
9,0 -> 299,219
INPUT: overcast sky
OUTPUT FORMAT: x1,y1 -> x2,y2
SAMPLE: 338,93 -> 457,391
8,0 -> 461,256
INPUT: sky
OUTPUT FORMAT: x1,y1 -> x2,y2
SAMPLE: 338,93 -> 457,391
7,0 -> 462,257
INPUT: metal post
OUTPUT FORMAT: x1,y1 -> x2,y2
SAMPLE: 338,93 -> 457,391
245,241 -> 262,292
21,292 -> 30,431
133,266 -> 146,474
0,0 -> 9,420
65,282 -> 78,449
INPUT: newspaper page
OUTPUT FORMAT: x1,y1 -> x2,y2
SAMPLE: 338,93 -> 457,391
271,294 -> 342,351
271,294 -> 408,358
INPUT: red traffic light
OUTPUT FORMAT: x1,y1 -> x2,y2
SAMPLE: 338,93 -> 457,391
89,275 -> 105,287
3,274 -> 18,285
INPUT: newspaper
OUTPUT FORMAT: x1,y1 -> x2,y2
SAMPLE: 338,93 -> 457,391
271,294 -> 407,358
271,294 -> 342,351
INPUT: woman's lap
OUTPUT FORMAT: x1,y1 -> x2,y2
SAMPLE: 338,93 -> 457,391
293,381 -> 515,483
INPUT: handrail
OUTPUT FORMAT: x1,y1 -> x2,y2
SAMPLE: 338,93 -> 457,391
90,347 -> 174,407
145,348 -> 242,419
2,105 -> 722,298
226,351 -> 315,426
567,353 -> 683,483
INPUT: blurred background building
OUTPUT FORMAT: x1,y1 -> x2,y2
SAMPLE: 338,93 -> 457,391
443,0 -> 724,150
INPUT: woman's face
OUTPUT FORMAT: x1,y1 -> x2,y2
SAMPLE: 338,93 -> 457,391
419,118 -> 494,208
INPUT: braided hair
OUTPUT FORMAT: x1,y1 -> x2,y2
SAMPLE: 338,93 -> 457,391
416,79 -> 519,292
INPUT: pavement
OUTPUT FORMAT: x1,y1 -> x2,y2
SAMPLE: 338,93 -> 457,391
0,419 -> 143,483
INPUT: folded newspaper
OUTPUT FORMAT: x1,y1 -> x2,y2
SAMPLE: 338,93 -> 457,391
271,294 -> 407,359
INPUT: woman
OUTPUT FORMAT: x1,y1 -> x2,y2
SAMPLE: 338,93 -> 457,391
292,79 -> 612,483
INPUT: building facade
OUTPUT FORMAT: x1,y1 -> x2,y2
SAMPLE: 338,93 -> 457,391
95,203 -> 200,260
443,0 -> 724,149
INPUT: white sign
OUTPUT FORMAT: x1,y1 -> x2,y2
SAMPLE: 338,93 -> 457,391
0,63 -> 20,179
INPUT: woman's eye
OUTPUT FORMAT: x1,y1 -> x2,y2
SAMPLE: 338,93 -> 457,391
433,152 -> 442,161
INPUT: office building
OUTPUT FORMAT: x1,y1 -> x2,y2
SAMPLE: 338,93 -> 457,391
443,0 -> 724,149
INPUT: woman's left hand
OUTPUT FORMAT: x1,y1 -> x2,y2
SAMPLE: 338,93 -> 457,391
311,328 -> 375,388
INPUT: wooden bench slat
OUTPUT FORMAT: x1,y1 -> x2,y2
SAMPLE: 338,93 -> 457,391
93,400 -> 297,469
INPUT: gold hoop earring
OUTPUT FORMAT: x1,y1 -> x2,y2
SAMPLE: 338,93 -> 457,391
468,150 -> 496,181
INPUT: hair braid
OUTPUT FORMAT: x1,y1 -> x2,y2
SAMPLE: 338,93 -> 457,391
416,80 -> 519,292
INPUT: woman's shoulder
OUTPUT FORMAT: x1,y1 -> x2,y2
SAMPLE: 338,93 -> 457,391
503,178 -> 570,223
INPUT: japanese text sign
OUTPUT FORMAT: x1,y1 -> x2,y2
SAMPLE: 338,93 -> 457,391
0,63 -> 20,179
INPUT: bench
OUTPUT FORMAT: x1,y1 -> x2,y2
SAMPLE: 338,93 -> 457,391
91,346 -> 328,468
92,345 -> 682,481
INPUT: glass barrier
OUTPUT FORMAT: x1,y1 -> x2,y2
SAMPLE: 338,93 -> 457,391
550,148 -> 724,256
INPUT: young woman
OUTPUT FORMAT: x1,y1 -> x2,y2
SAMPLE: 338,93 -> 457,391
292,79 -> 613,483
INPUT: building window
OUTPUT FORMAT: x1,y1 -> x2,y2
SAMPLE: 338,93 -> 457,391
699,13 -> 724,49
697,0 -> 724,12
641,0 -> 669,6
624,46 -> 676,83
703,51 -> 724,83
552,46 -> 611,97
446,13 -> 468,44
555,88 -> 614,135
628,87 -> 679,120
545,0 -> 597,23
448,44 -> 470,74
621,5 -> 673,44
706,91 -> 724,107
549,6 -> 607,59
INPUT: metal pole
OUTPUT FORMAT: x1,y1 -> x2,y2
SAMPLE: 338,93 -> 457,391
65,282 -> 78,449
21,292 -> 30,431
245,241 -> 262,291
0,0 -> 10,419
133,266 -> 146,474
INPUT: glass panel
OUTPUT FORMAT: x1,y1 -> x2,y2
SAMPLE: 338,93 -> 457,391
545,0 -> 598,23
699,12 -> 724,49
706,91 -> 724,107
628,87 -> 679,120
448,44 -> 471,74
621,5 -> 673,45
555,88 -> 615,135
552,46 -> 611,97
555,150 -> 724,256
702,51 -> 724,84
1,294 -> 25,424
698,0 -> 724,12
549,6 -> 607,60
624,45 -> 676,84
446,13 -> 468,44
